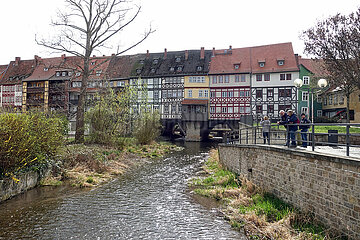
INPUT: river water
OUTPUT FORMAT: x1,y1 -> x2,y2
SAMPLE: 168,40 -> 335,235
0,142 -> 245,239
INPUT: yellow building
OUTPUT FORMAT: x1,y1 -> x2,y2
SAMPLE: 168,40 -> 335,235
321,87 -> 360,123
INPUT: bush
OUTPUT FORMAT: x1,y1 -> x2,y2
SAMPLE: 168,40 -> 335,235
0,112 -> 65,178
133,111 -> 162,145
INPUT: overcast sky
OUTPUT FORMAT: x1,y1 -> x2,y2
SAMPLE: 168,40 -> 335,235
0,0 -> 359,64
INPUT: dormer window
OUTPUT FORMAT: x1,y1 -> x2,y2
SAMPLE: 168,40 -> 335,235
96,70 -> 102,76
177,66 -> 183,72
56,72 -> 61,77
277,60 -> 285,66
197,66 -> 203,72
258,61 -> 265,68
62,71 -> 67,77
136,68 -> 142,74
91,61 -> 96,65
175,57 -> 181,63
151,68 -> 156,73
153,59 -> 159,65
76,72 -> 81,77
139,59 -> 145,64
169,67 -> 175,72
44,67 -> 49,71
234,63 -> 240,70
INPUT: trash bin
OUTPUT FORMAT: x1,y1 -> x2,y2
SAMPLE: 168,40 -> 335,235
328,130 -> 338,144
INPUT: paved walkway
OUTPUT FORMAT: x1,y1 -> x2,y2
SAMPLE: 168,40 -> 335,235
299,145 -> 360,159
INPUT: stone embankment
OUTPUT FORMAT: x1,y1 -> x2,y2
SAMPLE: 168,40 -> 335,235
218,144 -> 360,239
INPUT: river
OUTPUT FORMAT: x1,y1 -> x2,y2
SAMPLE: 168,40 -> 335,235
0,142 -> 246,239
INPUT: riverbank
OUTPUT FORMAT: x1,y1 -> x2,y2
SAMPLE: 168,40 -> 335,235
190,149 -> 343,240
41,141 -> 182,188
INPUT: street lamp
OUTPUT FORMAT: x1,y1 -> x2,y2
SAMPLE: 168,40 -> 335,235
294,78 -> 328,122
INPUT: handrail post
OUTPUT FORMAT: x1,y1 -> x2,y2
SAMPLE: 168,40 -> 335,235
286,124 -> 289,148
246,129 -> 248,144
239,128 -> 241,144
346,124 -> 350,156
312,123 -> 315,152
254,126 -> 257,145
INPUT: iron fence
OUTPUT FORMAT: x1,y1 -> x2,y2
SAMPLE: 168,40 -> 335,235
236,122 -> 360,157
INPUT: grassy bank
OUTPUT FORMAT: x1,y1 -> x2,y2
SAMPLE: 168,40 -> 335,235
41,140 -> 181,188
190,149 -> 345,240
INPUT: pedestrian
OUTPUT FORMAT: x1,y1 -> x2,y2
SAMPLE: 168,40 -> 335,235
287,109 -> 299,148
260,116 -> 270,144
277,110 -> 289,146
299,113 -> 311,148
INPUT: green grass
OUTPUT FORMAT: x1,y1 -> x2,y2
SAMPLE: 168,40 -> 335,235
238,193 -> 293,222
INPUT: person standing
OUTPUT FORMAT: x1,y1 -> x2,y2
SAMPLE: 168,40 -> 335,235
260,116 -> 271,144
299,113 -> 311,148
287,109 -> 299,148
277,110 -> 289,145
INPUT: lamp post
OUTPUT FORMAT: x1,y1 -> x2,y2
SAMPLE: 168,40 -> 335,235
294,78 -> 328,122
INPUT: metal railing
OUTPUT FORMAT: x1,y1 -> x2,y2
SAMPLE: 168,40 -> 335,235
236,123 -> 360,157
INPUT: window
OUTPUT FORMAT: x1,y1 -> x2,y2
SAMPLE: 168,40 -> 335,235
280,74 -> 286,80
256,105 -> 262,113
136,69 -> 142,74
234,64 -> 240,69
256,89 -> 262,98
279,89 -> 291,97
154,91 -> 159,99
219,76 -> 223,83
91,61 -> 96,65
241,74 -> 246,82
240,90 -> 244,97
188,90 -> 192,98
334,94 -> 338,105
303,76 -> 310,85
76,72 -> 81,77
268,105 -> 274,114
62,71 -> 67,77
169,67 -> 175,72
198,90 -> 203,97
222,91 -> 228,97
212,76 -> 217,84
259,62 -> 265,67
204,90 -> 208,97
210,107 -> 215,113
328,95 -> 333,105
256,74 -> 262,81
44,67 -> 48,71
175,57 -> 181,63
302,91 -> 309,101
317,110 -> 322,117
245,90 -> 250,97
151,68 -> 156,73
235,75 -> 240,82
225,75 -> 229,83
72,82 -> 81,88
153,59 -> 159,64
210,91 -> 215,98
197,66 -> 202,72
177,66 -> 183,72
301,107 -> 308,115
56,72 -> 61,77
228,107 -> 233,113
267,89 -> 274,97
339,95 -> 344,104
278,60 -> 284,66
264,74 -> 270,81
286,74 -> 292,80
222,107 -> 227,113
96,70 -> 102,76
228,91 -> 234,97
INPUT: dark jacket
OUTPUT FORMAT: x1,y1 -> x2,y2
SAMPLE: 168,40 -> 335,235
279,113 -> 288,125
287,113 -> 299,131
299,117 -> 311,131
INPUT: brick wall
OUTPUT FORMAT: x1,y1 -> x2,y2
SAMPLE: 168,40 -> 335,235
218,144 -> 360,239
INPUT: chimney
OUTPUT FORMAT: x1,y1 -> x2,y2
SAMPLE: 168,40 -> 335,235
61,54 -> 66,59
146,50 -> 150,58
200,47 -> 205,59
15,57 -> 20,66
93,55 -> 96,57
229,45 -> 232,50
212,47 -> 215,57
185,50 -> 189,60
164,48 -> 167,59
111,53 -> 115,56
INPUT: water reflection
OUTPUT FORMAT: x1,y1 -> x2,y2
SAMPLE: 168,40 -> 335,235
0,142 -> 245,239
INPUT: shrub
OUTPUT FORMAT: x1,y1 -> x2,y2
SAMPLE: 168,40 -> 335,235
133,111 -> 162,145
0,112 -> 65,178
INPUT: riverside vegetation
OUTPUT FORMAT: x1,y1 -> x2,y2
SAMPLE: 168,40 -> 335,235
1,87 -> 181,189
190,149 -> 347,240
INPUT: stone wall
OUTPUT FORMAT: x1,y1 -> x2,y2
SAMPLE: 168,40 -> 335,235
218,144 -> 360,239
0,164 -> 51,202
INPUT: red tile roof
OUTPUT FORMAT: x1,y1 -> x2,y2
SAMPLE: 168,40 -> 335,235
298,57 -> 325,76
106,54 -> 144,79
0,58 -> 36,84
209,42 -> 299,74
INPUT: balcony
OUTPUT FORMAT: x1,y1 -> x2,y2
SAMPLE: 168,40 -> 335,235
27,87 -> 45,93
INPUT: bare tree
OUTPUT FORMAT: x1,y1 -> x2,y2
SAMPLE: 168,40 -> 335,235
37,0 -> 153,142
301,8 -> 360,122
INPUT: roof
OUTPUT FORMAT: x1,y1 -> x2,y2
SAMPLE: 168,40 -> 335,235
298,57 -> 325,76
209,42 -> 299,74
132,49 -> 212,77
25,56 -> 67,81
107,54 -> 145,80
0,58 -> 36,84
182,99 -> 209,105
